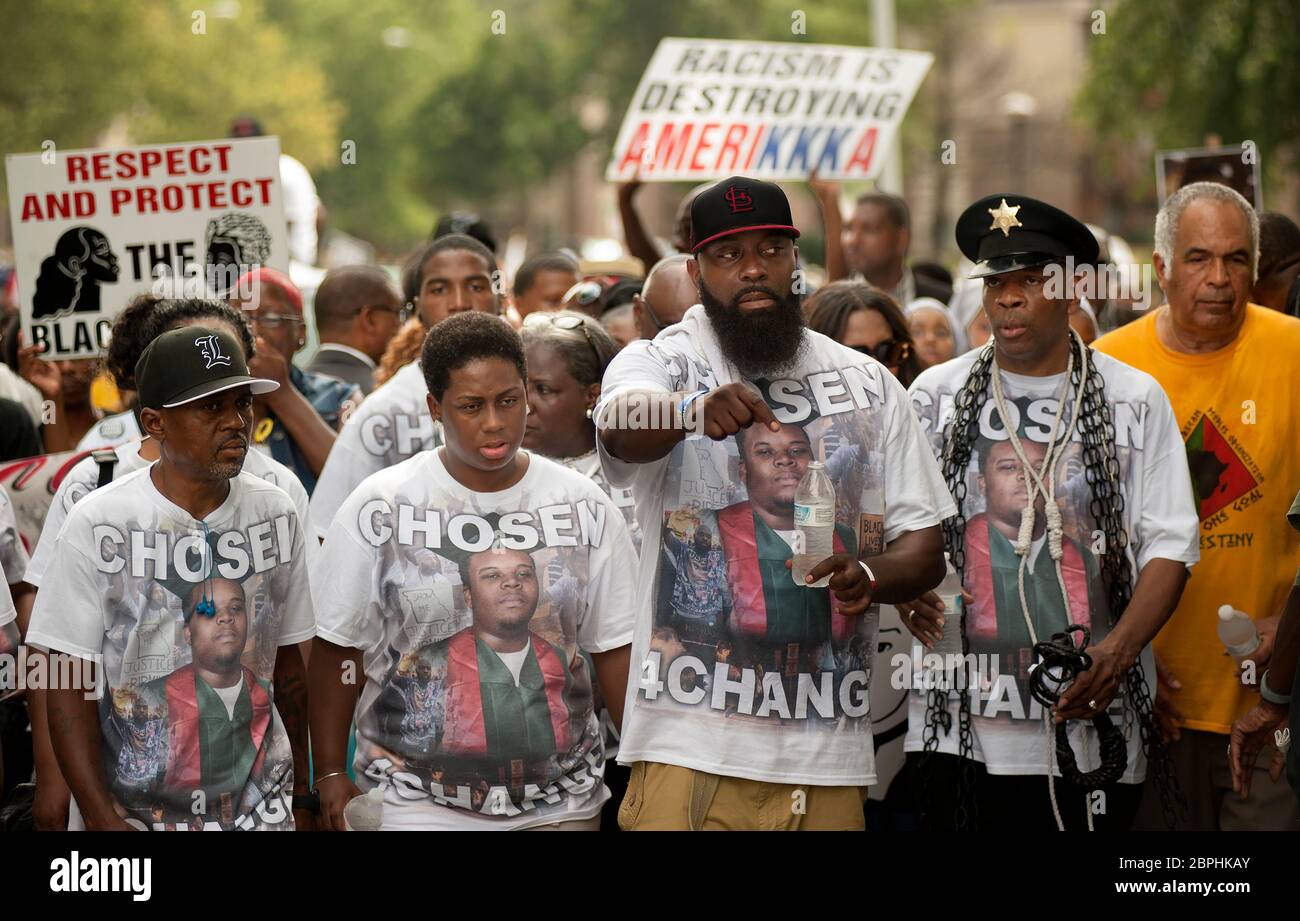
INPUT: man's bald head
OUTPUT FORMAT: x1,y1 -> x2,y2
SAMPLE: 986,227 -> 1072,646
635,254 -> 696,339
313,265 -> 403,361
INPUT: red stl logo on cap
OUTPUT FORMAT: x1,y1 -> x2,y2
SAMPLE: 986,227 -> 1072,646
723,186 -> 755,214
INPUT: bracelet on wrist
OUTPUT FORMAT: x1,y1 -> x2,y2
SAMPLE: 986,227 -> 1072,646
1260,668 -> 1293,706
857,559 -> 878,594
312,770 -> 350,790
679,389 -> 709,429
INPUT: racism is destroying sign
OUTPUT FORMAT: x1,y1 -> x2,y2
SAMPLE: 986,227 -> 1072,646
5,137 -> 287,359
606,38 -> 932,183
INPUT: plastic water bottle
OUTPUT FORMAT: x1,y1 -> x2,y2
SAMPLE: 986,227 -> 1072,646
792,460 -> 836,588
1217,604 -> 1260,659
343,786 -> 385,831
931,557 -> 965,660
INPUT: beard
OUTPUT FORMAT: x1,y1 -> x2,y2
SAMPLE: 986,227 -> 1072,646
208,438 -> 248,479
209,459 -> 243,479
699,279 -> 806,378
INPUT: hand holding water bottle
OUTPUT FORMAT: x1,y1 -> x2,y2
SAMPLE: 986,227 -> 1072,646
784,554 -> 875,616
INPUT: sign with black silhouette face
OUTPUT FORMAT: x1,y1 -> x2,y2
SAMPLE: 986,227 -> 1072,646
6,137 -> 287,359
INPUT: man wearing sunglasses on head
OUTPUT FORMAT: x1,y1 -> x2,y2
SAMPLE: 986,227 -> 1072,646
231,268 -> 362,495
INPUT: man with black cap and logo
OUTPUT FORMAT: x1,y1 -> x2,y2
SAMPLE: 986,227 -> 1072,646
596,176 -> 955,830
899,194 -> 1199,831
27,326 -> 316,831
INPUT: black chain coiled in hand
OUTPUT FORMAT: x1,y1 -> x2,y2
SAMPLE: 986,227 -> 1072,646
916,337 -> 1186,830
1029,625 -> 1128,787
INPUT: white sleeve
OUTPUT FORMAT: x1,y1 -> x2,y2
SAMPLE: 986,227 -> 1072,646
0,490 -> 31,586
576,492 -> 637,654
25,535 -> 106,661
881,374 -> 957,544
24,465 -> 96,588
1133,388 -> 1201,571
594,340 -> 675,491
282,470 -> 319,571
276,508 -> 317,646
311,520 -> 380,651
310,435 -> 376,541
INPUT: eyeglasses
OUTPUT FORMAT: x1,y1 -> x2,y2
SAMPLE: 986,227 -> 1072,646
523,311 -> 600,361
249,313 -> 302,330
851,339 -> 912,366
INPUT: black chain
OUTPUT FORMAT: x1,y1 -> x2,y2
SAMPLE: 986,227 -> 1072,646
917,344 -> 994,831
916,338 -> 1185,830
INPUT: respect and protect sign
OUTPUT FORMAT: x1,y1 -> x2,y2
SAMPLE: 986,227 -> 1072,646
606,38 -> 932,183
5,137 -> 287,359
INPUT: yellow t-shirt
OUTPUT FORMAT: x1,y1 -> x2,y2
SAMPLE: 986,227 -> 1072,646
1093,304 -> 1300,733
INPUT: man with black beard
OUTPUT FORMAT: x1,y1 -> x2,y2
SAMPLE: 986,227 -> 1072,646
595,176 -> 953,830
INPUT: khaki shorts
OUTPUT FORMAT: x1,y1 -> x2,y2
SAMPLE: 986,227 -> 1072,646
618,761 -> 867,831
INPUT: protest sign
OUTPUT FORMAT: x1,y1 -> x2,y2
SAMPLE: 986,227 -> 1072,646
1155,144 -> 1262,211
606,37 -> 932,183
5,137 -> 287,359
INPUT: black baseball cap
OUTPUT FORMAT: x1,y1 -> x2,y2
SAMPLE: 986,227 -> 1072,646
690,176 -> 800,252
135,326 -> 278,410
956,194 -> 1099,278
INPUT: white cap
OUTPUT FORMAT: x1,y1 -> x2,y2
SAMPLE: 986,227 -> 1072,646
1218,604 -> 1235,621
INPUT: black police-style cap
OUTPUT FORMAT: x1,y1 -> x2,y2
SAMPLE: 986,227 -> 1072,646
135,326 -> 278,410
690,176 -> 800,252
956,194 -> 1099,278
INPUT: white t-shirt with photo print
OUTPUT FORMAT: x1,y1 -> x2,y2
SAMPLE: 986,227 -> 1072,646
25,438 -> 313,588
312,448 -> 636,830
903,347 -> 1199,781
595,304 -> 956,787
27,467 -> 316,831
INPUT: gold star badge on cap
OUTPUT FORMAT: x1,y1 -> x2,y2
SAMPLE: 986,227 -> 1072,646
988,198 -> 1023,237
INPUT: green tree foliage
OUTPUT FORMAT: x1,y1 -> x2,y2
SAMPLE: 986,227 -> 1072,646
1080,0 -> 1300,178
0,0 -> 339,212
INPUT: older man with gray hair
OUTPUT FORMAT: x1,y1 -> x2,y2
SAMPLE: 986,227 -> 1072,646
1094,181 -> 1300,830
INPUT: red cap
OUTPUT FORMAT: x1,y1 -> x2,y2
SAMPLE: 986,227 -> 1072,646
236,267 -> 302,315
